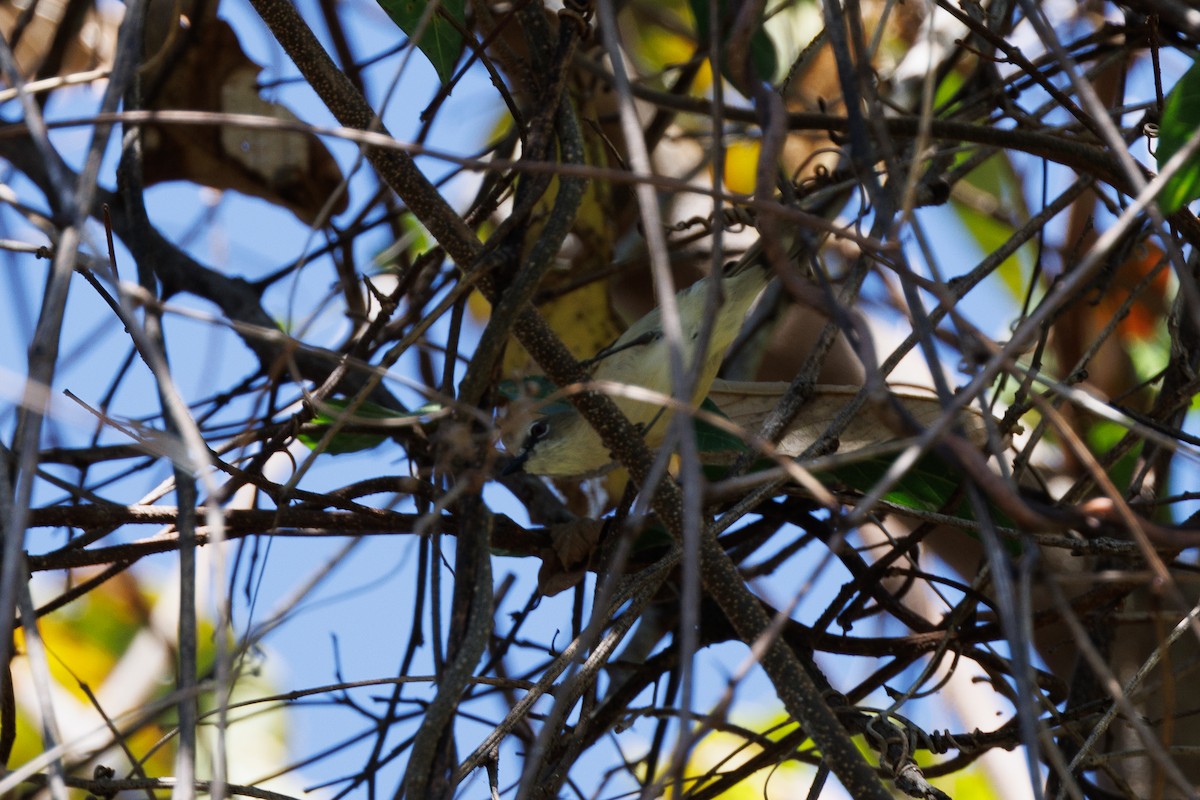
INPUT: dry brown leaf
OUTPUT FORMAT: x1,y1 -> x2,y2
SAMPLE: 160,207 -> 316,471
0,1 -> 119,77
141,14 -> 347,225
548,518 -> 604,567
537,518 -> 604,596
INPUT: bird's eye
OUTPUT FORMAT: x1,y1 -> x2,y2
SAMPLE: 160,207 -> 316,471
528,419 -> 550,444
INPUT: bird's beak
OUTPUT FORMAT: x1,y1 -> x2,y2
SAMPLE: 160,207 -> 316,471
500,451 -> 530,477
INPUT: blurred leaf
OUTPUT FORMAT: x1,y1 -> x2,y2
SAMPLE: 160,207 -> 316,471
25,576 -> 145,701
633,19 -> 713,91
937,764 -> 1006,800
827,454 -> 1021,553
689,0 -> 779,89
0,0 -> 117,76
680,713 -> 814,797
968,148 -> 1029,212
6,707 -> 45,774
829,454 -> 963,515
1087,420 -> 1143,494
722,139 -> 761,195
142,18 -> 348,225
951,152 -> 1034,298
538,519 -> 605,596
468,287 -> 493,327
953,200 -> 1030,297
10,574 -> 180,776
695,396 -> 750,455
375,215 -> 433,270
933,68 -> 966,114
1156,59 -> 1200,213
376,0 -> 465,85
913,744 -> 1004,800
1095,242 -> 1170,344
299,398 -> 423,454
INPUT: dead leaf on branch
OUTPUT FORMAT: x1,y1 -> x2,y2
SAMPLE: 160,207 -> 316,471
537,518 -> 604,596
0,0 -> 119,77
141,12 -> 348,225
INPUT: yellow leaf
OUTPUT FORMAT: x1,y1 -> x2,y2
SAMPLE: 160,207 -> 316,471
722,139 -> 761,196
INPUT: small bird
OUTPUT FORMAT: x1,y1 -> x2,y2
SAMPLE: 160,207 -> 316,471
508,250 -> 775,477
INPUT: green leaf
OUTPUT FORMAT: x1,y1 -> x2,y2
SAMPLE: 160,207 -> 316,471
694,396 -> 751,455
827,454 -> 1022,554
933,68 -> 966,115
1086,420 -> 1142,496
299,398 -> 419,455
951,200 -> 1032,298
374,215 -> 433,271
689,0 -> 779,90
830,455 -> 963,515
375,0 -> 466,85
951,152 -> 1035,299
1157,59 -> 1200,214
